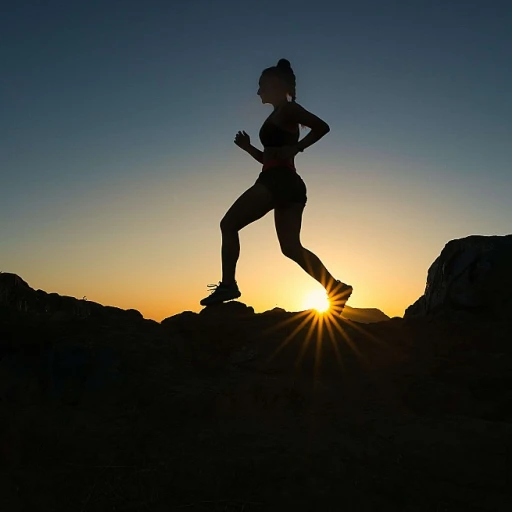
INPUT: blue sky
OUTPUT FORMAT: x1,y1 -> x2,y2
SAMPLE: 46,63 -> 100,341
1,0 -> 511,320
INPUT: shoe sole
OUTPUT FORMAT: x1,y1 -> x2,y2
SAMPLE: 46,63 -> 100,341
200,291 -> 241,307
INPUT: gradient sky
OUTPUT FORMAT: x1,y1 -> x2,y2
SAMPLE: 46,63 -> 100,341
1,0 -> 511,321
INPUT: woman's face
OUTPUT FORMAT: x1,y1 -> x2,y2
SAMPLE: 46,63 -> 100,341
257,73 -> 287,104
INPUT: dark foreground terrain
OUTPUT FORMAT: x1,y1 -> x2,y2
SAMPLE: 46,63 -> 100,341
1,273 -> 511,511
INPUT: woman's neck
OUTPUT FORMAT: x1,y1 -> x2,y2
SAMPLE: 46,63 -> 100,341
272,101 -> 288,112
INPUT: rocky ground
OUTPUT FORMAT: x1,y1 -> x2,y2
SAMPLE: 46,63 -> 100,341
1,273 -> 511,511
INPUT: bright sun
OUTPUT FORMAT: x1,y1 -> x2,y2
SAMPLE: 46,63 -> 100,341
302,289 -> 330,313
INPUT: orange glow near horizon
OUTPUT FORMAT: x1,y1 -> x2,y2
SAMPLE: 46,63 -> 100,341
1,157 -> 449,324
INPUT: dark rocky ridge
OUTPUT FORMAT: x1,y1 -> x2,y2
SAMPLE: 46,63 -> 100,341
1,270 -> 511,511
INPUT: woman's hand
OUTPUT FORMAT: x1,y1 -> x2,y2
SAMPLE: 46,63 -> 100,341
234,130 -> 251,151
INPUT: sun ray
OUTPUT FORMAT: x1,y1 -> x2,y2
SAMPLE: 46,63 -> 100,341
294,311 -> 320,370
266,309 -> 316,363
314,313 -> 325,381
261,309 -> 312,338
257,284 -> 395,381
329,317 -> 370,366
323,313 -> 345,372
341,318 -> 391,349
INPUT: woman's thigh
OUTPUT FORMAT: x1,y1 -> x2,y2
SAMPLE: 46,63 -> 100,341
221,183 -> 275,231
274,202 -> 305,253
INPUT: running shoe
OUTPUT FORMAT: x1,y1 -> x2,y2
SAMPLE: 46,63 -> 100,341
200,281 -> 241,306
327,279 -> 353,314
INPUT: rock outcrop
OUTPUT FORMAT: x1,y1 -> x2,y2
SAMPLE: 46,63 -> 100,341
405,234 -> 512,321
0,272 -> 146,324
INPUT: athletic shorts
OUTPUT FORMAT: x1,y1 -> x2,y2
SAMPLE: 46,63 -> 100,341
254,164 -> 308,208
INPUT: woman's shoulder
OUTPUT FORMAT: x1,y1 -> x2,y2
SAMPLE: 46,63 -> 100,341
279,101 -> 306,122
272,101 -> 301,122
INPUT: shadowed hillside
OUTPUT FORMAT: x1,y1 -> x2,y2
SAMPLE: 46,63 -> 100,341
1,270 -> 511,511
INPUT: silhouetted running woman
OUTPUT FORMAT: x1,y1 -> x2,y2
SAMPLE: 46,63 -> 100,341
200,58 -> 353,314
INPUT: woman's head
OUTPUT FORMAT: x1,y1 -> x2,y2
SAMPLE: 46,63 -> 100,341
258,58 -> 297,106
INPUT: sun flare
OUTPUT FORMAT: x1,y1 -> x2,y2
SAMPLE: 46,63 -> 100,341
302,289 -> 330,313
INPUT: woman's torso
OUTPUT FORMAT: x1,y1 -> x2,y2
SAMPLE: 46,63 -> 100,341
259,104 -> 300,170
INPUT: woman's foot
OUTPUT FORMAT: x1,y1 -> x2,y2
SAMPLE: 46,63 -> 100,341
200,281 -> 241,306
327,279 -> 353,315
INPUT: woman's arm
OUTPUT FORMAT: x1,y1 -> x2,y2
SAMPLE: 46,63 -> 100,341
244,143 -> 264,164
286,102 -> 330,152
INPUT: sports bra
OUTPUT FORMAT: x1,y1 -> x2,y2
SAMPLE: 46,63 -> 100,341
259,106 -> 299,148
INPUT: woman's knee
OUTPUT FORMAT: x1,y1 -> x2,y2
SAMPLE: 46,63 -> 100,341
281,242 -> 303,260
220,215 -> 237,233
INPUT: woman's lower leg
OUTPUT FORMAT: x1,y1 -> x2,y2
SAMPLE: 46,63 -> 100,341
220,226 -> 239,285
289,246 -> 337,292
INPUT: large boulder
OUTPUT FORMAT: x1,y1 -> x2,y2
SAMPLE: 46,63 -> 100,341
405,234 -> 512,321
